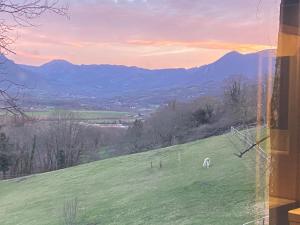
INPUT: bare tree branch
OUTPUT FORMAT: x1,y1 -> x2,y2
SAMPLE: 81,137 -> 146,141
234,135 -> 270,158
0,0 -> 68,117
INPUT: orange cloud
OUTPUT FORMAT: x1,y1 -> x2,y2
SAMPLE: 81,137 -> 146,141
127,39 -> 276,53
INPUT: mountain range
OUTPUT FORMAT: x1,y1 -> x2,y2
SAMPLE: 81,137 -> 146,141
0,49 -> 275,111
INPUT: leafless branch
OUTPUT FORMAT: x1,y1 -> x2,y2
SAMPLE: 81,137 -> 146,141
0,0 -> 68,25
0,0 -> 68,53
0,0 -> 68,116
234,135 -> 270,158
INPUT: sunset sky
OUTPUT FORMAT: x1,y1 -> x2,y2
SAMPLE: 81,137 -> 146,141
9,0 -> 280,69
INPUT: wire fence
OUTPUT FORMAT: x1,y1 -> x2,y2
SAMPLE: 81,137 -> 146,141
230,126 -> 269,161
229,124 -> 271,225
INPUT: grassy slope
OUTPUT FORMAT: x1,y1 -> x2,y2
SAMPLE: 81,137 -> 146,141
0,134 -> 256,225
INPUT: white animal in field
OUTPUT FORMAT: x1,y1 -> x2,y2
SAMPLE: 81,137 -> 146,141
202,157 -> 211,168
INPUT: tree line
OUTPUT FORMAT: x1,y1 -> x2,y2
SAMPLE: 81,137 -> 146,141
119,76 -> 264,154
0,111 -> 125,179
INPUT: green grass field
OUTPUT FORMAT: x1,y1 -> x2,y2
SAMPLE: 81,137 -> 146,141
25,110 -> 130,119
0,133 -> 257,225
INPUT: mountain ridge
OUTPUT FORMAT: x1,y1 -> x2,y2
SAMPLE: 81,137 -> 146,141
0,49 -> 276,110
35,49 -> 275,71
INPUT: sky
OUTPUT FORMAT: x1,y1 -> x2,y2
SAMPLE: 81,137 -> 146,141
9,0 -> 280,69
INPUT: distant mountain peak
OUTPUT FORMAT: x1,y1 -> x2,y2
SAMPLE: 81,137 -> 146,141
41,59 -> 74,68
226,50 -> 242,56
220,50 -> 243,59
211,49 -> 275,65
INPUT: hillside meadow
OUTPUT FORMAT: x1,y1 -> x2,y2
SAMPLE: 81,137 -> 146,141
0,133 -> 258,225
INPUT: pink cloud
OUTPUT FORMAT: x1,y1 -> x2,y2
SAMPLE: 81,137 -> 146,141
127,39 -> 275,52
8,0 -> 280,68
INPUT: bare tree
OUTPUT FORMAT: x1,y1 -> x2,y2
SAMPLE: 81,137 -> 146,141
0,0 -> 67,116
0,0 -> 67,52
223,76 -> 257,126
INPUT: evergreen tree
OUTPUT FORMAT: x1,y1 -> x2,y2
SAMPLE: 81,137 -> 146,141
0,133 -> 13,178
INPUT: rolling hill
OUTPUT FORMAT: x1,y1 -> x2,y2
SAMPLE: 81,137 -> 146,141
0,133 -> 258,225
0,49 -> 275,110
